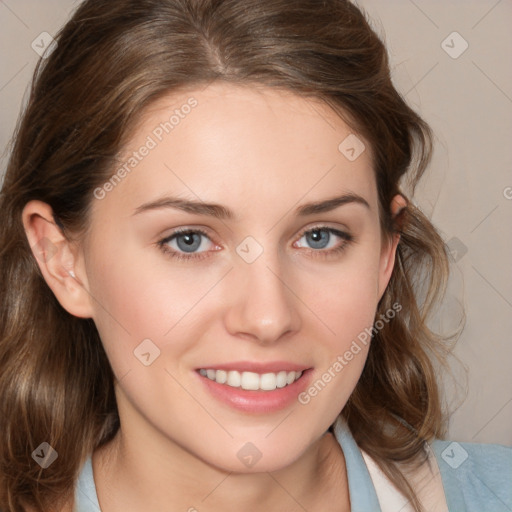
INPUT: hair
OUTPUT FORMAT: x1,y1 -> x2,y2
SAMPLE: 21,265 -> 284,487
0,1 -> 457,510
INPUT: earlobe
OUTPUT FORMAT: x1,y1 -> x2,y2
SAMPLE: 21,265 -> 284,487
22,200 -> 93,318
377,194 -> 407,300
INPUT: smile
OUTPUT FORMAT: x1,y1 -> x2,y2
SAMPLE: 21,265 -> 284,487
198,369 -> 303,391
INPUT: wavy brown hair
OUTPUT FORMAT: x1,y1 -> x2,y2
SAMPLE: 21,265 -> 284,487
0,0 -> 455,510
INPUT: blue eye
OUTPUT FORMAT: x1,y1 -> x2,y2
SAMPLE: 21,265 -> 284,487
157,228 -> 214,261
172,231 -> 203,253
293,226 -> 354,258
297,227 -> 343,250
157,226 -> 354,261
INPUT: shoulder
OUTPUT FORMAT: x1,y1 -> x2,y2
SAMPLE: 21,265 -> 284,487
430,438 -> 512,511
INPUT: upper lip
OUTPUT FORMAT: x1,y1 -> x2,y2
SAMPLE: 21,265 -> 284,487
196,361 -> 310,373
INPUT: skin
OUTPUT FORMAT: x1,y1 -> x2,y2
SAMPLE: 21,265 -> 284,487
23,82 -> 405,511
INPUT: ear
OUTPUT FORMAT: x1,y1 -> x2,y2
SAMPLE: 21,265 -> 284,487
22,200 -> 93,318
377,194 -> 407,301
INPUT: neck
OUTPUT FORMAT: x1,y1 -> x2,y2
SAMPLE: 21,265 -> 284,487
92,424 -> 349,511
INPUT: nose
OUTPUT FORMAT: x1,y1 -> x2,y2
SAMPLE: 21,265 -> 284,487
223,249 -> 302,345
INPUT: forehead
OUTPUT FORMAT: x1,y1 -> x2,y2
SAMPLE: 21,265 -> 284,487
94,82 -> 377,221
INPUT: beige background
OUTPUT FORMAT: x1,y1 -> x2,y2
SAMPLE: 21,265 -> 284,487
1,0 -> 511,446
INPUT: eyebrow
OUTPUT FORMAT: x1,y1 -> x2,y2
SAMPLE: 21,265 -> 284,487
132,192 -> 370,219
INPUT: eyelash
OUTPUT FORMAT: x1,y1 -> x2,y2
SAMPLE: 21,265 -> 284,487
156,225 -> 354,262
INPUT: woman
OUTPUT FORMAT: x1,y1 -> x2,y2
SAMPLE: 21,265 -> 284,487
0,1 -> 510,511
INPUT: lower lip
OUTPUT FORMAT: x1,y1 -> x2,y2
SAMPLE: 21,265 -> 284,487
196,369 -> 313,414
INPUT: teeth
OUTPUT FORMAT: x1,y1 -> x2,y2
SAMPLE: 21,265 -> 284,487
216,369 -> 227,384
276,370 -> 287,388
199,369 -> 303,391
260,372 -> 276,391
241,371 -> 260,390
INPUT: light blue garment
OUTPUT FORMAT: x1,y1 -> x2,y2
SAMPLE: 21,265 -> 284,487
74,417 -> 512,511
74,456 -> 101,512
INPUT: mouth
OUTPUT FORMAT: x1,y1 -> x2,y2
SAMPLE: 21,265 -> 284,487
195,362 -> 313,413
198,368 -> 303,391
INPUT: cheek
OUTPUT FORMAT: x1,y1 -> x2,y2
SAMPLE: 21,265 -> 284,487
295,246 -> 381,407
303,246 -> 381,343
85,240 -> 227,375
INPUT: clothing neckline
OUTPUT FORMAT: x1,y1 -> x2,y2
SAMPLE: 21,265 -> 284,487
74,416 -> 380,512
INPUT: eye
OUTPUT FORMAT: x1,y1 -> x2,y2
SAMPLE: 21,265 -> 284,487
293,226 -> 354,258
157,228 -> 218,261
157,225 -> 354,262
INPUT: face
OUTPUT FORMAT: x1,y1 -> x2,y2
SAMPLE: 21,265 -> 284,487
68,83 -> 399,472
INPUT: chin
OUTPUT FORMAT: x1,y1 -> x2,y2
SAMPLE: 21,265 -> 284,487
198,435 -> 311,474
